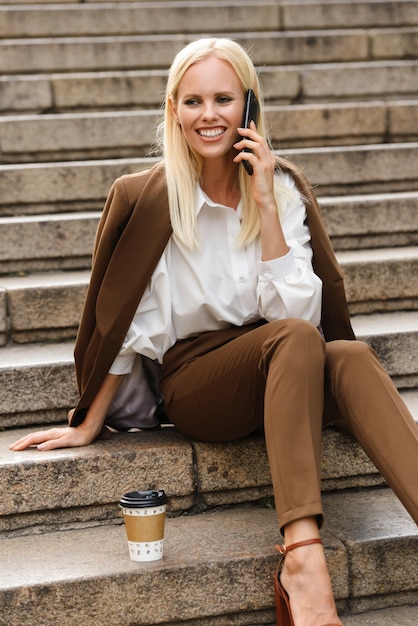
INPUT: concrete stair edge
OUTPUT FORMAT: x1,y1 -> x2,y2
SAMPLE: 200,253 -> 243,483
0,489 -> 417,625
2,60 -> 418,114
1,100 -> 418,163
2,27 -> 418,74
0,311 -> 417,420
0,389 -> 417,532
1,143 -> 418,215
1,245 -> 418,344
0,191 -> 417,274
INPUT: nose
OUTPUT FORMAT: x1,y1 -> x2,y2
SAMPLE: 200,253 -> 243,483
201,101 -> 218,121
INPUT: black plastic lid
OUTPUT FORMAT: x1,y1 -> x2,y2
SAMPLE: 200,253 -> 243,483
119,489 -> 167,508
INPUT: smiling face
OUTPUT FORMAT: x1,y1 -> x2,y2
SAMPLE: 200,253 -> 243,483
171,55 -> 245,168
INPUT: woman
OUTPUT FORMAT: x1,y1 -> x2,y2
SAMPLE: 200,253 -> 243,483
10,38 -> 418,626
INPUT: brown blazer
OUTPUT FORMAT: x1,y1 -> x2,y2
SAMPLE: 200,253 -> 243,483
71,159 -> 355,426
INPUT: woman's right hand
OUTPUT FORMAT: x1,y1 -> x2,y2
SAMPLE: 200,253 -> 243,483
9,422 -> 98,451
9,373 -> 123,452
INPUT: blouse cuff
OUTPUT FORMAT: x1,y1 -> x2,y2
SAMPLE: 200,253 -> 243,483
258,248 -> 297,280
108,352 -> 136,375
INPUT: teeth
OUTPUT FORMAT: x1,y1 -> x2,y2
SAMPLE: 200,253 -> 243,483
199,128 -> 224,138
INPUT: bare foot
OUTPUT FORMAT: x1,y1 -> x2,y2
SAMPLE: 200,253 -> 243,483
280,541 -> 342,626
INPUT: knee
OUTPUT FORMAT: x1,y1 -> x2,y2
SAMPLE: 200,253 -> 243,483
326,339 -> 377,377
269,318 -> 324,345
262,319 -> 325,370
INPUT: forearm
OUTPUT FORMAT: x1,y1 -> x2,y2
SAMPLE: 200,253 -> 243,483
259,204 -> 290,261
80,373 -> 124,439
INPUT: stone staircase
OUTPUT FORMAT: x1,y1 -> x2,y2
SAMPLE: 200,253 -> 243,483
1,1 -> 418,624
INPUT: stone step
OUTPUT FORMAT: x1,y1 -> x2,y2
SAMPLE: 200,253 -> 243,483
0,341 -> 78,427
351,311 -> 418,388
0,270 -> 88,344
0,1 -> 281,39
3,60 -> 418,114
283,0 -> 418,30
0,489 -> 417,624
0,312 -> 417,428
2,0 -> 418,41
336,246 -> 418,314
0,211 -> 98,274
1,144 -> 417,216
2,100 -> 418,163
1,192 -> 416,275
0,246 -> 417,345
283,142 -> 418,195
2,27 -> 418,74
0,387 -> 417,530
320,190 -> 418,250
343,606 -> 418,626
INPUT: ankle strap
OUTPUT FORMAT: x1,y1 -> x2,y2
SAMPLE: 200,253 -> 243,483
275,538 -> 322,555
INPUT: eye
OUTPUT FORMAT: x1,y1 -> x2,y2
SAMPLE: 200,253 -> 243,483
184,98 -> 200,106
217,95 -> 233,104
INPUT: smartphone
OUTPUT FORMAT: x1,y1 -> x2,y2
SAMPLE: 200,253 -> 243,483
241,89 -> 259,175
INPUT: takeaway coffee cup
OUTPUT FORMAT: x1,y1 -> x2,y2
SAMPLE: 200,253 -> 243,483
119,489 -> 168,562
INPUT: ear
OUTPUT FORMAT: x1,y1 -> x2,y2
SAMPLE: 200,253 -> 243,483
169,97 -> 180,125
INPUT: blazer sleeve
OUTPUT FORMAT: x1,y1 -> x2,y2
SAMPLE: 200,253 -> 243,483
71,163 -> 172,426
276,157 -> 355,342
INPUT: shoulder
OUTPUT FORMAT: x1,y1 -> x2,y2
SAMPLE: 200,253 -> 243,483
112,162 -> 166,202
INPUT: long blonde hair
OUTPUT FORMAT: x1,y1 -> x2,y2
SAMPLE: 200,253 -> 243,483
157,38 -> 280,248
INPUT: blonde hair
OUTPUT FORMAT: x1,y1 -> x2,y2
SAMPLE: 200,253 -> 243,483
157,37 -> 283,248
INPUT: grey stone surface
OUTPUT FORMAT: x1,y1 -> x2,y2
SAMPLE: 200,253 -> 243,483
351,311 -> 418,385
268,101 -> 387,147
342,605 -> 418,625
0,342 -> 77,421
300,60 -> 418,102
337,246 -> 418,313
0,287 -> 6,340
1,144 -> 418,215
0,75 -> 52,113
320,191 -> 418,250
0,31 -> 371,75
372,27 -> 418,60
282,1 -> 418,29
1,315 -> 417,425
1,191 -> 417,275
52,69 -> 168,111
0,212 -> 97,274
1,271 -> 88,342
390,99 -> 418,141
0,3 -> 281,38
0,490 -> 416,625
5,100 -> 415,163
0,428 -> 194,526
4,60 -> 418,112
0,110 -> 161,162
4,60 -> 417,115
285,142 -> 418,195
0,157 -> 153,214
1,390 -> 416,533
323,490 -> 418,612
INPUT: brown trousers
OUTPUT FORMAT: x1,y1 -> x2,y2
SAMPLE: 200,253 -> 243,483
160,319 -> 418,531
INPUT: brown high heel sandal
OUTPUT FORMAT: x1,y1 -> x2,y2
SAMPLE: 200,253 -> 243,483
273,538 -> 341,626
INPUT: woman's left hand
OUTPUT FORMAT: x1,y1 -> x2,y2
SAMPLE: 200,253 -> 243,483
233,121 -> 277,209
234,121 -> 290,261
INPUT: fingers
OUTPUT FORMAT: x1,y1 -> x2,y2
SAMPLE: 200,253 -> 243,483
9,427 -> 79,451
234,122 -> 274,172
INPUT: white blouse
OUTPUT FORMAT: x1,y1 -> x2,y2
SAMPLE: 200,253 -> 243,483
109,171 -> 322,375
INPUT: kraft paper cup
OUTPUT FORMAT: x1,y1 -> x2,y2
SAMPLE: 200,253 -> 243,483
119,490 -> 168,562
